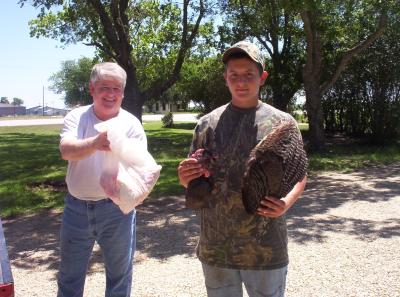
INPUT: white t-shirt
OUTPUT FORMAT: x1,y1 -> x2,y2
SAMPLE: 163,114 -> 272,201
60,105 -> 147,200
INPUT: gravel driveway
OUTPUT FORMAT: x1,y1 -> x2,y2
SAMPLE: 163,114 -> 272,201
3,162 -> 399,297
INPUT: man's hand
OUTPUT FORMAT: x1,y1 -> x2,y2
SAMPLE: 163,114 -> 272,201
177,158 -> 210,188
257,196 -> 288,218
92,131 -> 111,151
257,175 -> 307,218
60,131 -> 111,161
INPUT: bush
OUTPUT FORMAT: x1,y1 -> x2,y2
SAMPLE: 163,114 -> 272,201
161,112 -> 174,128
292,110 -> 307,123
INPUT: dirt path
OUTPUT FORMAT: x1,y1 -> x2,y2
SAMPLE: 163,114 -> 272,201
3,162 -> 400,297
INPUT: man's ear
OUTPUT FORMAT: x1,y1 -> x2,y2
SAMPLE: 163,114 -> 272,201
89,82 -> 94,96
261,71 -> 269,80
260,71 -> 269,85
223,72 -> 228,86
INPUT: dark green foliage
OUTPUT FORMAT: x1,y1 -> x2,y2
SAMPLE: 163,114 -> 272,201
0,97 -> 10,104
12,98 -> 24,106
176,56 -> 231,114
322,11 -> 400,144
49,57 -> 96,107
20,0 -> 207,119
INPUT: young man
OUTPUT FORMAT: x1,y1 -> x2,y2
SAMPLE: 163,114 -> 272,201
58,62 -> 146,297
178,41 -> 307,297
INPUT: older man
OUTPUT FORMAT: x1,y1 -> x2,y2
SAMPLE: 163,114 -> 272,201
58,62 -> 146,297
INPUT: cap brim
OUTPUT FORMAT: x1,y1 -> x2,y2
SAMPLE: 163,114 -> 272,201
222,47 -> 249,64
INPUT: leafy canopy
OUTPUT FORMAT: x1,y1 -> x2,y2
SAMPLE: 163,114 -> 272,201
49,57 -> 95,107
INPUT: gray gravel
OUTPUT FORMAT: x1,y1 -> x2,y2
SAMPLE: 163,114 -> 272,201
3,162 -> 399,297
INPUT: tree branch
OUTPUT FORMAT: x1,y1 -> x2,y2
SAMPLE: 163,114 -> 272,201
281,12 -> 290,57
300,10 -> 314,76
144,0 -> 205,100
321,14 -> 388,94
110,0 -> 132,63
257,36 -> 273,58
88,0 -> 120,54
86,41 -> 117,60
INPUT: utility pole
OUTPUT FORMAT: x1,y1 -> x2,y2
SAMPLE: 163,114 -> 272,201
42,85 -> 45,116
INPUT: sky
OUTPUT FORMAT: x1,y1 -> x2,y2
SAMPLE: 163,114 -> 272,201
0,2 -> 95,109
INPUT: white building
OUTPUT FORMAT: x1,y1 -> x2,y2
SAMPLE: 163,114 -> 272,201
26,106 -> 69,116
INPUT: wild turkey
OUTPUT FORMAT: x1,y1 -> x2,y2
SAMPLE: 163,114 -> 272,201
185,149 -> 214,209
242,120 -> 308,214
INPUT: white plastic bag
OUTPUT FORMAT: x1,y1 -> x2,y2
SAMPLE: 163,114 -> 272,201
95,117 -> 162,214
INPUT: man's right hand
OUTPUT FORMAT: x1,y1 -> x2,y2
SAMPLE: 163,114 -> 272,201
177,158 -> 210,188
92,131 -> 111,151
60,131 -> 111,161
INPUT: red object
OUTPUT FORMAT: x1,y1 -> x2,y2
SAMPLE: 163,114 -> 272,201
0,283 -> 14,297
0,218 -> 14,297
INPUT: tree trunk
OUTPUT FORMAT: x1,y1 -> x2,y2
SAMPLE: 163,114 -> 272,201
270,77 -> 289,112
303,80 -> 325,151
272,94 -> 288,112
123,79 -> 144,122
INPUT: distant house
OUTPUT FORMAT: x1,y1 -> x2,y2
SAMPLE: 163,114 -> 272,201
26,105 -> 70,116
0,103 -> 26,116
144,101 -> 187,114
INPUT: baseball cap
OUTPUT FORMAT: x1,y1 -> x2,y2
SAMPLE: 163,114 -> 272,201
222,40 -> 265,71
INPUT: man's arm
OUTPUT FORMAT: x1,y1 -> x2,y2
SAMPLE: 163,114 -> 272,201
257,175 -> 307,218
60,131 -> 110,161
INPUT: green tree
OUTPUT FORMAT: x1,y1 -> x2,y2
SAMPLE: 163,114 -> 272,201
299,0 -> 388,150
12,98 -> 24,106
0,97 -> 10,104
175,55 -> 231,114
49,57 -> 95,107
20,0 -> 207,120
322,4 -> 400,143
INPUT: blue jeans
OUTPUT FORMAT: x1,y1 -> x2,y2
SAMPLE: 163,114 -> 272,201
202,263 -> 288,297
57,193 -> 136,297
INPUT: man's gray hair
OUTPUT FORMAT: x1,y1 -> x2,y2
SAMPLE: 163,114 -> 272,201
90,62 -> 127,88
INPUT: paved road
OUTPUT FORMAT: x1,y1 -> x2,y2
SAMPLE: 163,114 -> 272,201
0,113 -> 198,127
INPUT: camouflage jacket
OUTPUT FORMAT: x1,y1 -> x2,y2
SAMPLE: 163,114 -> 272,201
190,101 -> 301,270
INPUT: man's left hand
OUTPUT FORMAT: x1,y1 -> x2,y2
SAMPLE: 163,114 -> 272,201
257,196 -> 288,218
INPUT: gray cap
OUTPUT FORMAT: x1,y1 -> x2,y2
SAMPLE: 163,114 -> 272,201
222,40 -> 265,71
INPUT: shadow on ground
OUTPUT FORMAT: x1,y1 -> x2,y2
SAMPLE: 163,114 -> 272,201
2,210 -> 62,277
287,162 -> 400,243
1,196 -> 199,276
2,162 -> 399,274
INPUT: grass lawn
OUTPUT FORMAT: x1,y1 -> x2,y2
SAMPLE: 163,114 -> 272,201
0,122 -> 399,217
143,122 -> 195,197
0,125 -> 66,217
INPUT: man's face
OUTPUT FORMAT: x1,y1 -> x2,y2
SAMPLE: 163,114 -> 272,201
224,57 -> 266,108
90,77 -> 124,120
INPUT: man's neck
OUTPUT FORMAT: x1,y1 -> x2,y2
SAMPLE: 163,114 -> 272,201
231,98 -> 259,109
